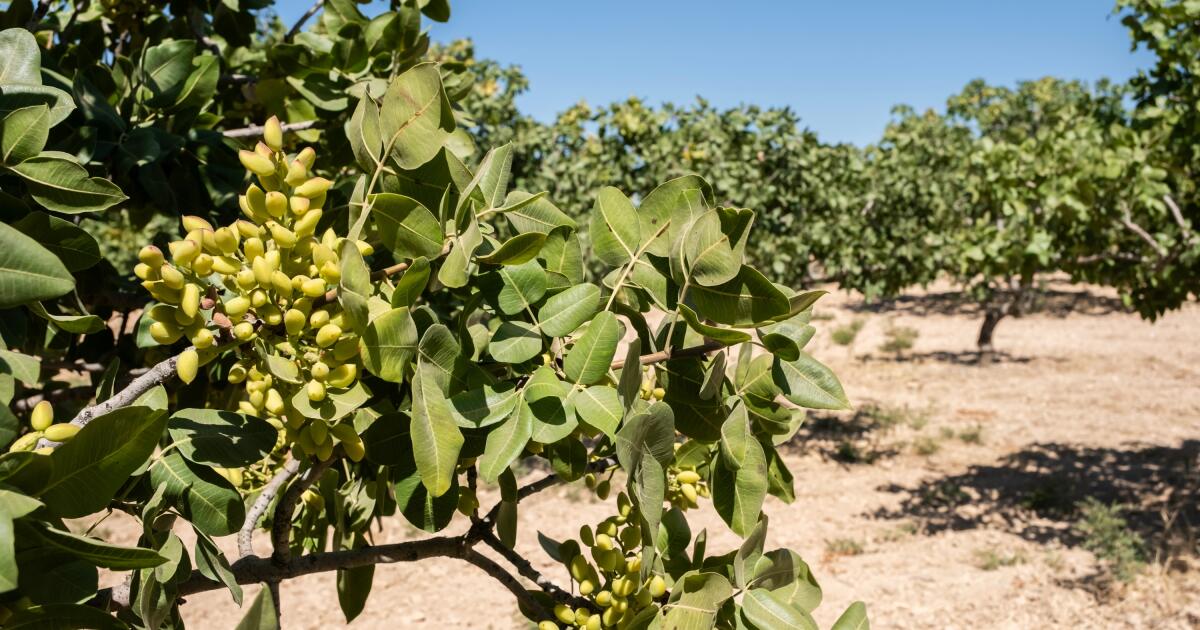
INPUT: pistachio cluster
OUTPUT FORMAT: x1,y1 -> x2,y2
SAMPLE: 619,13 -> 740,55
135,118 -> 366,463
664,464 -> 709,511
538,493 -> 666,629
8,400 -> 79,452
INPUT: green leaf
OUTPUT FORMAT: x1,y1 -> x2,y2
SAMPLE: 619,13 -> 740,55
360,307 -> 418,383
371,193 -> 444,259
564,311 -> 619,385
539,227 -> 584,286
711,430 -> 768,537
3,603 -> 127,629
718,401 -> 754,471
347,95 -> 382,171
193,526 -> 242,605
390,257 -> 430,308
410,363 -> 463,496
41,406 -> 167,518
678,304 -> 751,345
337,238 -> 371,334
0,487 -> 41,592
33,523 -> 165,570
11,212 -> 100,272
27,302 -> 104,334
503,191 -> 575,234
525,366 -> 577,444
830,602 -> 870,630
489,320 -> 542,364
0,29 -> 42,85
681,209 -> 739,286
772,352 -> 850,410
537,283 -> 601,337
497,260 -> 547,316
167,409 -> 277,468
589,186 -> 640,266
0,349 -> 40,386
477,232 -> 546,266
1,104 -> 49,164
0,222 -> 74,309
289,381 -> 371,422
662,572 -> 732,629
689,265 -> 790,326
379,62 -> 454,170
151,451 -> 245,536
394,469 -> 458,532
448,383 -> 520,429
140,40 -> 195,107
743,588 -> 815,630
437,215 -> 481,288
337,561 -> 374,623
734,515 -> 768,589
9,154 -> 127,214
639,175 -> 714,257
234,584 -> 279,630
478,400 -> 531,482
574,385 -> 621,438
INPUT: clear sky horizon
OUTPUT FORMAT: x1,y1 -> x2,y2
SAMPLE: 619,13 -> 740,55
276,1 -> 1153,146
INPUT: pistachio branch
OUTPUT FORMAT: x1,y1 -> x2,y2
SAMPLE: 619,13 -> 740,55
239,457 -> 301,558
223,120 -> 317,139
287,0 -> 324,40
271,458 -> 334,566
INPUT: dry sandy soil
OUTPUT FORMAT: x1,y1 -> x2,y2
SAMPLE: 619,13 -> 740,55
93,280 -> 1200,629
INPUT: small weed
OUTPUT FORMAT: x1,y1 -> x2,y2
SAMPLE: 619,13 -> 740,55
912,436 -> 941,456
835,440 -> 880,464
1075,498 -> 1146,582
860,403 -> 930,432
831,319 -> 864,346
938,427 -> 955,440
974,547 -> 1027,571
811,311 -> 835,321
825,538 -> 865,557
958,424 -> 984,444
1020,476 -> 1076,516
879,324 -> 919,355
877,521 -> 919,542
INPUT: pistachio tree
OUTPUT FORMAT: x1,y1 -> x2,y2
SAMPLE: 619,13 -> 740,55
0,2 -> 866,628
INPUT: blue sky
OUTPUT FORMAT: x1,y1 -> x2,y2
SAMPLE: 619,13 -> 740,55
276,1 -> 1153,145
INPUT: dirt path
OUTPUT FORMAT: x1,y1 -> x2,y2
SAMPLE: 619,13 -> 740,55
96,281 -> 1198,629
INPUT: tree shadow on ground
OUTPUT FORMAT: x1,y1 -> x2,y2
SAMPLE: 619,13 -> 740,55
872,441 -> 1200,553
786,407 -> 909,464
846,287 -> 1129,318
859,349 -> 1034,366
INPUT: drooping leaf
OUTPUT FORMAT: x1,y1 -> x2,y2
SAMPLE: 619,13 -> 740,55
33,523 -> 165,570
0,222 -> 74,309
410,363 -> 464,496
11,212 -> 100,272
478,401 -> 531,482
10,154 -> 126,214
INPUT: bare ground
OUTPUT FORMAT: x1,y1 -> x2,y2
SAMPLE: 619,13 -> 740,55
91,280 -> 1200,629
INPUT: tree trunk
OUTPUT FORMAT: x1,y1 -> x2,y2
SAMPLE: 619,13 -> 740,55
977,308 -> 1005,362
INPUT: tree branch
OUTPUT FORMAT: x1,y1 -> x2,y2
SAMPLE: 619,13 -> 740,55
609,340 -> 726,370
478,531 -> 596,612
240,458 -> 301,558
35,352 -> 183,449
460,548 -> 551,620
271,458 -> 332,566
1164,194 -> 1192,238
1120,213 -> 1168,259
223,120 -> 317,139
287,0 -> 324,40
